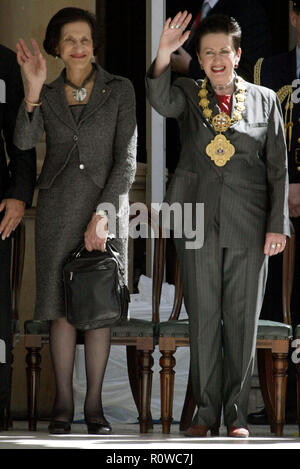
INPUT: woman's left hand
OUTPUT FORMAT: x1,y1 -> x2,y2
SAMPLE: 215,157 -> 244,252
264,233 -> 286,256
84,213 -> 108,252
0,199 -> 25,240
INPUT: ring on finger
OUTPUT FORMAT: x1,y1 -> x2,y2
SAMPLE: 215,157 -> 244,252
276,243 -> 282,247
271,244 -> 276,249
170,24 -> 175,29
175,24 -> 181,29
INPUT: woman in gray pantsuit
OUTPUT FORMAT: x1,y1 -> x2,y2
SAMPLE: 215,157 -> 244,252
14,7 -> 136,435
146,12 -> 289,437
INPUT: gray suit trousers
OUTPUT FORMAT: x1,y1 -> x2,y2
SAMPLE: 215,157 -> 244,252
174,221 -> 268,428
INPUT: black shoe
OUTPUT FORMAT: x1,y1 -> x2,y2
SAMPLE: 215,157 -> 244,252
86,419 -> 112,435
48,420 -> 72,434
247,408 -> 268,425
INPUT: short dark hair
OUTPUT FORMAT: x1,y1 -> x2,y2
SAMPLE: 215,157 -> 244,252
43,7 -> 101,57
194,14 -> 242,55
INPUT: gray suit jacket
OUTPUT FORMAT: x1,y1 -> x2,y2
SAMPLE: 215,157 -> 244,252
146,65 -> 290,248
14,64 -> 137,229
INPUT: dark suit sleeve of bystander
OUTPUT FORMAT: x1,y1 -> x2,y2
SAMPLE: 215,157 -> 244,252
3,51 -> 36,206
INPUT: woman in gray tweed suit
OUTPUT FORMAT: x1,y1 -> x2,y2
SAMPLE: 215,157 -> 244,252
14,7 -> 136,435
146,12 -> 289,438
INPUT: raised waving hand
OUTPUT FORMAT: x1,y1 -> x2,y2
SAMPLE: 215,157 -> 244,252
153,11 -> 192,77
16,38 -> 47,110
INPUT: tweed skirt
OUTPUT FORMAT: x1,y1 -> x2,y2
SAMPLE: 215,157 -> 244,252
34,148 -> 127,321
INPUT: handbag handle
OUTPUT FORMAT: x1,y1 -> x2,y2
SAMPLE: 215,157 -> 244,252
69,238 -> 126,281
71,236 -> 114,259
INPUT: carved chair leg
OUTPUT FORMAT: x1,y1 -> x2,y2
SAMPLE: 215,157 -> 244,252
257,348 -> 275,432
139,349 -> 154,433
297,361 -> 300,435
272,352 -> 288,437
179,364 -> 196,431
126,346 -> 153,430
160,350 -> 176,434
25,346 -> 42,431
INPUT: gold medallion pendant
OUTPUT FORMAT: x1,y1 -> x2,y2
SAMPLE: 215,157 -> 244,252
206,134 -> 235,167
198,76 -> 246,167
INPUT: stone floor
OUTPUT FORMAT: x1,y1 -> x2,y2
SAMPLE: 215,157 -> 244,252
0,421 -> 300,450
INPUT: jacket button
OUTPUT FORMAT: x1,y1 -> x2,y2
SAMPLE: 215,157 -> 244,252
73,135 -> 78,142
297,166 -> 300,172
298,138 -> 300,144
79,163 -> 85,170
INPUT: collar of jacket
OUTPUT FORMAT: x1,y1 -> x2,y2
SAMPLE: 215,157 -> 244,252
42,63 -> 117,131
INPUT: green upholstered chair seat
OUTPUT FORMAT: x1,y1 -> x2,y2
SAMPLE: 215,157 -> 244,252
25,318 -> 292,341
157,319 -> 292,340
257,320 -> 292,340
24,318 -> 156,339
158,320 -> 189,338
111,319 -> 156,338
24,320 -> 50,335
295,325 -> 300,338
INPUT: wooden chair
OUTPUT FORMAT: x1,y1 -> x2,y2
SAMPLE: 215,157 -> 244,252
157,229 -> 295,436
156,239 -> 189,434
23,210 -> 163,433
255,224 -> 295,436
2,221 -> 26,430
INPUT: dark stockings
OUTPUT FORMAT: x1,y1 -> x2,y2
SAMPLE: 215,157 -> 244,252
50,318 -> 76,422
84,327 -> 111,424
50,318 -> 110,424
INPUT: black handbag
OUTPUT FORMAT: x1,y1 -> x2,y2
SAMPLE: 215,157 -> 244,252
63,238 -> 130,331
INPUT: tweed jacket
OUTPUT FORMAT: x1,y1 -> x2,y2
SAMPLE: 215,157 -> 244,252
0,44 -> 36,205
14,64 -> 137,227
146,64 -> 290,248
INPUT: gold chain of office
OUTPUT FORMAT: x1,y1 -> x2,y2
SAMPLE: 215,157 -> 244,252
198,76 -> 247,167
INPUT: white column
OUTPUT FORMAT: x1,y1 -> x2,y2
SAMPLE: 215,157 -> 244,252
146,0 -> 166,275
